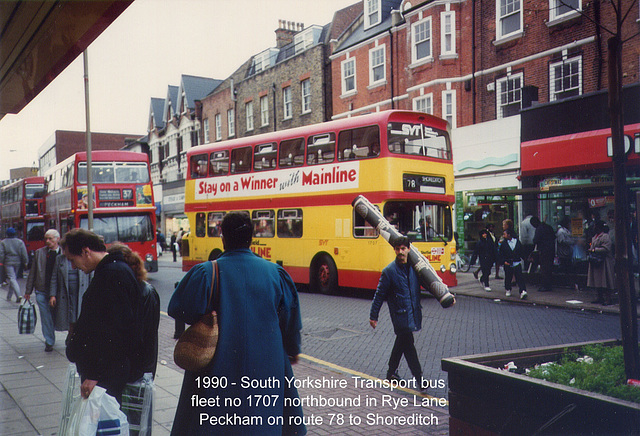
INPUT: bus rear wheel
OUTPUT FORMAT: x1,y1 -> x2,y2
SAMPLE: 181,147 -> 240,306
208,249 -> 223,261
310,254 -> 338,295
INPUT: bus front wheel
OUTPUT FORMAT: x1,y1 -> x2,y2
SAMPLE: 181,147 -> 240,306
310,254 -> 338,295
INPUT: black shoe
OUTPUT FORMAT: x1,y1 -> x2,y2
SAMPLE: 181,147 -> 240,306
473,270 -> 479,280
45,344 -> 53,352
386,371 -> 401,381
15,297 -> 22,304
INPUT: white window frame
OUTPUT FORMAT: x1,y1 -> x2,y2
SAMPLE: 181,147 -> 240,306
341,58 -> 356,95
440,11 -> 456,57
227,108 -> 235,137
260,95 -> 269,127
496,0 -> 523,41
369,45 -> 386,86
549,55 -> 582,101
283,86 -> 292,120
412,17 -> 433,64
215,114 -> 222,141
245,101 -> 254,132
364,0 -> 381,29
203,118 -> 210,143
413,94 -> 433,114
442,90 -> 457,128
496,72 -> 523,119
301,79 -> 311,113
549,0 -> 581,22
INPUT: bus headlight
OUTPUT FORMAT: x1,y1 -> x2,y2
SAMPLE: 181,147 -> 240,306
146,254 -> 153,262
440,264 -> 447,273
450,263 -> 457,274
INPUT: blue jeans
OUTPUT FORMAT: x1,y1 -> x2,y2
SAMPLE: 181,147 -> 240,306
35,291 -> 55,346
5,265 -> 22,300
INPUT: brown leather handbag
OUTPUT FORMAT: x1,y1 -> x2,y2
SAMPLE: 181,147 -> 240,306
173,260 -> 219,372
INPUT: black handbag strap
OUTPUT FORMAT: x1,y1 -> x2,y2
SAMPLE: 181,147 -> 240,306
207,260 -> 220,312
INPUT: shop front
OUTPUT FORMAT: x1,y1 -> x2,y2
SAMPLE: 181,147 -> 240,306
518,85 -> 640,270
452,117 -> 521,253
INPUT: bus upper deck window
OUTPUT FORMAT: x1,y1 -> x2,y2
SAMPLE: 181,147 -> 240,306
190,154 -> 209,178
307,133 -> 336,165
279,138 -> 305,167
337,125 -> 380,161
210,151 -> 229,176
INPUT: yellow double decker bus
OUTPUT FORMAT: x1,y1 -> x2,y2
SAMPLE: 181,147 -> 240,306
182,110 -> 456,293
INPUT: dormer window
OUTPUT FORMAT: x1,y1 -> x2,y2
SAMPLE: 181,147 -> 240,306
365,0 -> 381,29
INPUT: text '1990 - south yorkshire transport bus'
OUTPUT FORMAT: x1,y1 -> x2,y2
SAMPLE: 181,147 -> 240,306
182,110 -> 456,294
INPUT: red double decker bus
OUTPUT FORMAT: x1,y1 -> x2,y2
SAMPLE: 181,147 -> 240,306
0,176 -> 47,257
44,151 -> 158,272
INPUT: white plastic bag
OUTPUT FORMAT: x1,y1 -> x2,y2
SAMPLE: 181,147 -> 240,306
63,385 -> 129,436
57,364 -> 81,435
121,373 -> 155,436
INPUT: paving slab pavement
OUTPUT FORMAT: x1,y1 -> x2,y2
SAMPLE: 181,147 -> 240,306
1,264 -> 636,435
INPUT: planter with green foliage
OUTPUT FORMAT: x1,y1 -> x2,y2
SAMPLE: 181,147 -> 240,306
441,339 -> 640,435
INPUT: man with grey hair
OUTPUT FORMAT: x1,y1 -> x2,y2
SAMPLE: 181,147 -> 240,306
26,229 -> 61,352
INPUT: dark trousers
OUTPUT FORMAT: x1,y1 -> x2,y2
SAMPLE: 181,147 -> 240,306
388,331 -> 422,380
480,262 -> 492,287
504,263 -> 526,292
539,254 -> 554,290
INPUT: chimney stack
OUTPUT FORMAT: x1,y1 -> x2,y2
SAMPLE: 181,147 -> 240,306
275,20 -> 304,48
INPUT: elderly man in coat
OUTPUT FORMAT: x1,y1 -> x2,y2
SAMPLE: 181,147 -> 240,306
25,229 -> 61,352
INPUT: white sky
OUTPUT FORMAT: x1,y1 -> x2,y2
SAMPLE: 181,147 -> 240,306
0,0 -> 357,180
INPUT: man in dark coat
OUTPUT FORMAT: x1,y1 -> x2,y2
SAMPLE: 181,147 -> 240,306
61,229 -> 143,403
531,217 -> 556,292
370,236 -> 426,390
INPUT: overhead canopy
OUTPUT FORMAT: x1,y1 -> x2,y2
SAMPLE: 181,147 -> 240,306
0,0 -> 133,120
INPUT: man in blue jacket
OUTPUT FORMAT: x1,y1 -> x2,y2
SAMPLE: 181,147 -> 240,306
370,236 -> 425,390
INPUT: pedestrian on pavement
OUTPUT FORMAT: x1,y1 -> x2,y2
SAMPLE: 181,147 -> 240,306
520,213 -> 536,271
50,246 -> 93,345
107,243 -> 160,378
471,229 -> 498,291
369,236 -> 426,390
168,212 -> 306,435
170,232 -> 178,262
25,229 -> 61,352
556,217 -> 574,273
499,228 -> 528,299
486,223 -> 502,279
531,217 -> 556,292
587,220 -> 615,306
0,227 -> 28,303
61,229 -> 144,404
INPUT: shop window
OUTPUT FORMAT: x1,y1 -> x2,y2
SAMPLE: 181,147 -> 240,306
337,125 -> 380,161
195,212 -> 206,237
254,143 -> 277,171
207,212 -> 225,237
278,209 -> 303,238
190,153 -> 209,178
307,133 -> 335,165
279,138 -> 305,167
252,210 -> 275,238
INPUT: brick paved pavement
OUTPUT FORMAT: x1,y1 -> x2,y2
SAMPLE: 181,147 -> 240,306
0,257 -> 634,435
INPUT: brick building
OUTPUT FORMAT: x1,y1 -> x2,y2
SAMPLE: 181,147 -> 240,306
330,0 -> 640,250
